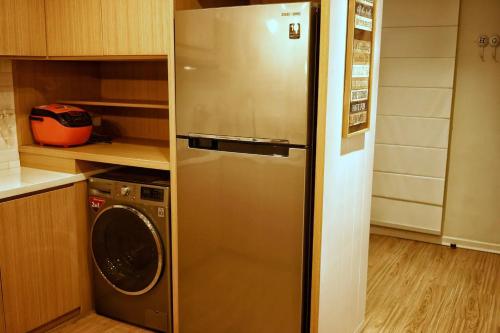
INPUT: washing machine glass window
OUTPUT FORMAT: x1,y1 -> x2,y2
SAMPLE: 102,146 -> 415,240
91,205 -> 164,296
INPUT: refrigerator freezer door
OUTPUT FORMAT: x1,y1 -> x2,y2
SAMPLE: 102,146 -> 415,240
176,138 -> 307,333
175,3 -> 314,146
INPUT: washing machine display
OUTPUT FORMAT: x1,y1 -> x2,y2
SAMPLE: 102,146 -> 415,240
92,205 -> 163,296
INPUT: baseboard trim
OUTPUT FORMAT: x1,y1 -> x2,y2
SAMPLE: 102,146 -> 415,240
441,236 -> 500,254
31,308 -> 80,332
371,220 -> 441,236
370,225 -> 500,255
370,225 -> 442,245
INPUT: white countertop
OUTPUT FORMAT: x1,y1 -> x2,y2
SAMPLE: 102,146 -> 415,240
0,167 -> 107,200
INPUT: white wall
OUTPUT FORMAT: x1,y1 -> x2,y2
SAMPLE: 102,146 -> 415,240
315,0 -> 383,332
371,0 -> 460,234
0,60 -> 19,171
443,0 -> 500,248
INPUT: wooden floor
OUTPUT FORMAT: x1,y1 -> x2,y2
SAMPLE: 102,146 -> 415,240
50,235 -> 499,333
49,313 -> 152,333
361,235 -> 500,333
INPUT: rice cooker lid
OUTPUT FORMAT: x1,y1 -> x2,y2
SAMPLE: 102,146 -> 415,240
31,104 -> 92,128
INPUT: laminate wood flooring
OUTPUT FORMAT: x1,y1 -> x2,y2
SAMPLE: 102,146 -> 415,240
49,313 -> 152,333
49,235 -> 499,333
361,235 -> 500,333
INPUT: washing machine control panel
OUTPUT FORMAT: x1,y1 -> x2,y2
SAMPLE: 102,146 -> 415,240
112,182 -> 167,205
140,186 -> 165,202
120,185 -> 132,197
115,182 -> 138,201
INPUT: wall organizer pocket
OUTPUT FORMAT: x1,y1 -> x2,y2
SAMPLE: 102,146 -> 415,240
342,0 -> 376,137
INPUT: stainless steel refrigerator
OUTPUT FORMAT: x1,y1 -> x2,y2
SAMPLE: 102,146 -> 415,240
175,3 -> 319,332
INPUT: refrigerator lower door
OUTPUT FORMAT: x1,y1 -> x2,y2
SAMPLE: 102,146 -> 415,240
176,138 -> 308,333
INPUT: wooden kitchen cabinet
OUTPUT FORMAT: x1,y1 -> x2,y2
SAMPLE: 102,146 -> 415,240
0,0 -> 47,56
0,1 -> 16,55
0,273 -> 4,333
3,0 -> 170,57
45,0 -> 103,56
102,0 -> 169,55
0,185 -> 81,333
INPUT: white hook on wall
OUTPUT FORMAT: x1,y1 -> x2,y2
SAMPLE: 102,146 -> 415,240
477,34 -> 489,61
490,34 -> 499,62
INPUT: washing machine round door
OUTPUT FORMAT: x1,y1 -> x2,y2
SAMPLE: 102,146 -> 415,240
91,205 -> 163,295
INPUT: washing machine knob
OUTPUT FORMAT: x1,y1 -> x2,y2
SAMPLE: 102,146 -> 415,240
120,186 -> 131,196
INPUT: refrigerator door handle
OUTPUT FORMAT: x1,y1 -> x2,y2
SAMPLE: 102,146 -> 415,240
185,135 -> 291,157
185,133 -> 289,145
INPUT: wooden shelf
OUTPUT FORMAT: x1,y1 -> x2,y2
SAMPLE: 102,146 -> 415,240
19,138 -> 170,171
58,99 -> 169,110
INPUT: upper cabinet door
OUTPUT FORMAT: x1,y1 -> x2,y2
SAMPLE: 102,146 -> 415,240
45,0 -> 103,56
0,1 -> 17,55
102,0 -> 169,56
0,0 -> 46,56
13,0 -> 47,56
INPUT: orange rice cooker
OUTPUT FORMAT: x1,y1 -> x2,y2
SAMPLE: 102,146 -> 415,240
30,104 -> 92,147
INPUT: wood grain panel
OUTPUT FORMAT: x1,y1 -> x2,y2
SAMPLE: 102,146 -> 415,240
372,171 -> 445,205
98,109 -> 169,141
0,0 -> 46,56
99,61 -> 170,143
375,116 -> 450,148
371,196 -> 442,233
19,138 -> 170,171
73,182 -> 93,316
374,144 -> 448,178
382,0 -> 460,27
102,0 -> 169,55
12,0 -> 47,56
378,87 -> 453,118
12,60 -> 169,145
45,0 -> 103,56
379,58 -> 455,88
57,99 -> 168,110
100,61 -> 168,102
12,60 -> 101,146
0,271 -> 4,333
19,153 -> 89,174
49,313 -> 151,332
361,235 -> 500,332
166,1 -> 179,331
0,73 -> 12,87
0,0 -> 16,55
381,27 -> 458,58
0,1 -> 17,55
0,186 -> 80,333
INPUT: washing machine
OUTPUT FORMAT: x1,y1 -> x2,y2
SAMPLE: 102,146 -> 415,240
88,167 -> 172,332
